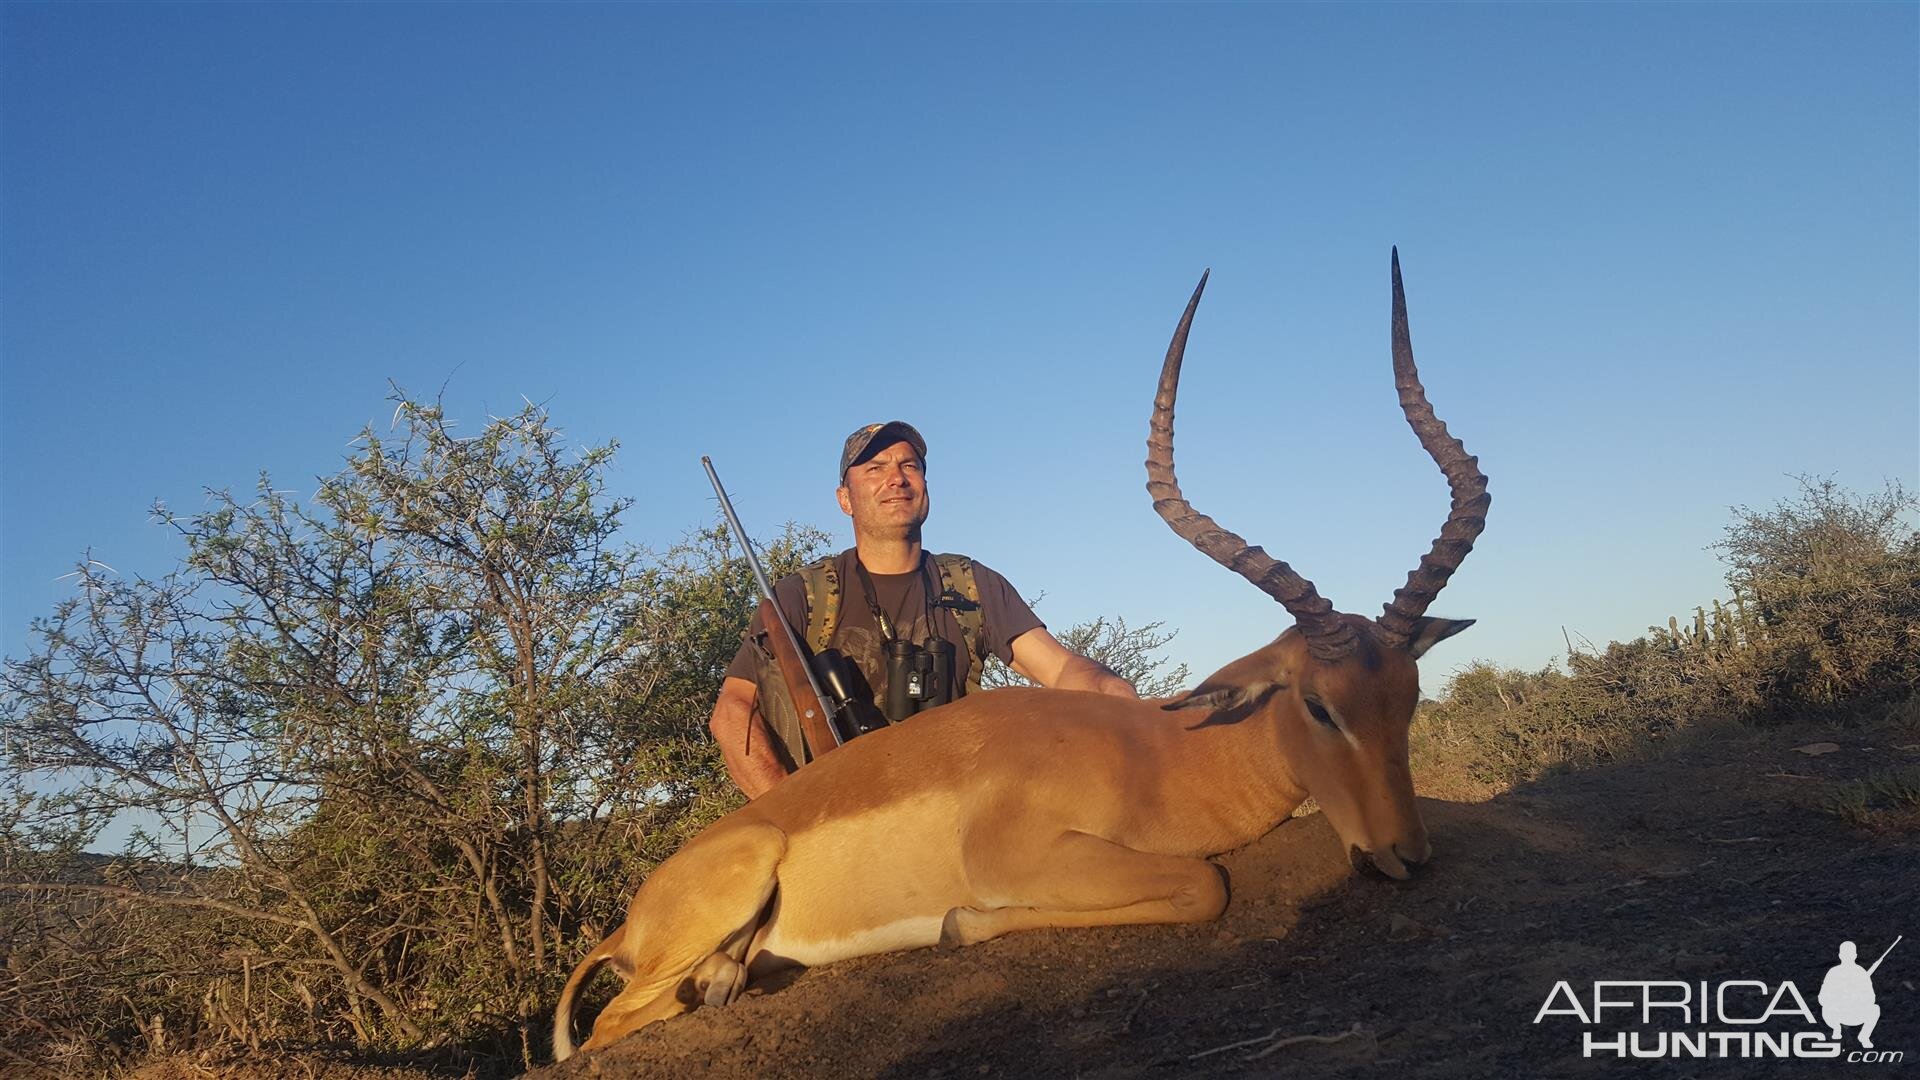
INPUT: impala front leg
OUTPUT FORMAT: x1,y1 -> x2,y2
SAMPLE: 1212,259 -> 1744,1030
943,830 -> 1227,946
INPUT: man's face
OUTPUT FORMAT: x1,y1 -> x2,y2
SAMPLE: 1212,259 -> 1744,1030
837,440 -> 929,540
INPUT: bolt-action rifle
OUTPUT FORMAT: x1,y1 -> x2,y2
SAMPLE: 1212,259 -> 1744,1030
702,457 -> 857,758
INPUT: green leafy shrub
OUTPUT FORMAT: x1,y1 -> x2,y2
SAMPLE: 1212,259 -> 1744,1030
0,395 -> 826,1069
1414,479 -> 1918,793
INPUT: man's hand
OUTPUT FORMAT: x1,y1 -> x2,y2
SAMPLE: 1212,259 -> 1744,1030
1055,654 -> 1140,698
731,741 -> 792,800
709,677 -> 792,798
1008,628 -> 1139,699
1078,659 -> 1141,699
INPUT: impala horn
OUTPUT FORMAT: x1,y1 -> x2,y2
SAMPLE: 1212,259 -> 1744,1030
1373,248 -> 1490,649
1145,269 -> 1358,663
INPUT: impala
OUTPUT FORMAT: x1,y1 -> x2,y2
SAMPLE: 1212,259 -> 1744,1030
553,250 -> 1489,1059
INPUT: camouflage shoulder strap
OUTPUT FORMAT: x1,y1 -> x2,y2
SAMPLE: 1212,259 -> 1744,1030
932,553 -> 985,696
801,551 -> 985,696
799,555 -> 842,654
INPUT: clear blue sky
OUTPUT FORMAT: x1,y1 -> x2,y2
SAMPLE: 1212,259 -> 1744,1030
4,3 -> 1915,695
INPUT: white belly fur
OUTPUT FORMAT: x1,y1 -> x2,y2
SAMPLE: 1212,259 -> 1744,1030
754,792 -> 969,966
757,913 -> 946,967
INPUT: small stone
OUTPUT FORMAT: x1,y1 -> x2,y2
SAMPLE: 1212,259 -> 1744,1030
1793,742 -> 1841,756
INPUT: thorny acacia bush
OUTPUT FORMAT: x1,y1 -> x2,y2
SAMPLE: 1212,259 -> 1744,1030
981,614 -> 1193,699
0,398 -> 830,1072
1412,478 -> 1920,795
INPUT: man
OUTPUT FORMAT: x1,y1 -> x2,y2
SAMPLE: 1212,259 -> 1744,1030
710,420 -> 1137,797
1819,940 -> 1882,1048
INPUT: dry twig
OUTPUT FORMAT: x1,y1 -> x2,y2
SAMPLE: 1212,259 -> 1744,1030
1189,1020 -> 1365,1061
1118,983 -> 1154,1033
1247,1020 -> 1367,1060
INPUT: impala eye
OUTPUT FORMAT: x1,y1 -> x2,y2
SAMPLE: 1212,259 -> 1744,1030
1305,698 -> 1337,729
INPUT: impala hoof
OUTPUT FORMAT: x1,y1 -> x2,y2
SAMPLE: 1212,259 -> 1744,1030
689,951 -> 748,1008
1350,845 -> 1413,881
940,906 -> 972,948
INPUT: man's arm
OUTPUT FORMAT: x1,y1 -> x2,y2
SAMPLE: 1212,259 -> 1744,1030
708,676 -> 793,799
1008,628 -> 1139,698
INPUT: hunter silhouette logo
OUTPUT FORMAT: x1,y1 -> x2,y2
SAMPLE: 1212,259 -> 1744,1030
1533,934 -> 1904,1063
1822,937 -> 1899,1049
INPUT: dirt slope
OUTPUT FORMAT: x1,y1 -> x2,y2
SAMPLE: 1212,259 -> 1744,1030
543,717 -> 1918,1080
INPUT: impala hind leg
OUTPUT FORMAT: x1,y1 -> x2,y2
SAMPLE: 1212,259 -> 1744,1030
575,822 -> 785,1053
943,830 -> 1227,946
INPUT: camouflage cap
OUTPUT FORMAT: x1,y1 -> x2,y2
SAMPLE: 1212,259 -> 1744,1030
838,420 -> 927,480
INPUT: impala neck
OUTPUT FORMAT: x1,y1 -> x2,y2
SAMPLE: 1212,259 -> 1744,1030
1153,704 -> 1310,852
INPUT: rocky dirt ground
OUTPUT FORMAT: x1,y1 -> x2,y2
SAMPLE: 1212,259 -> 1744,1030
126,714 -> 1917,1080
530,715 -> 1917,1080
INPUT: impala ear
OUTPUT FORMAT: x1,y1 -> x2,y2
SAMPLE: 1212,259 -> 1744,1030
1405,617 -> 1475,660
1161,686 -> 1242,712
1162,680 -> 1283,715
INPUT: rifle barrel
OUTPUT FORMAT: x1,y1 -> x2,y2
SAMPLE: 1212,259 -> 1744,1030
701,457 -> 843,746
1867,935 -> 1901,977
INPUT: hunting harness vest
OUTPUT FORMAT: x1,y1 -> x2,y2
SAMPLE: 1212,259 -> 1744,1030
750,553 -> 986,767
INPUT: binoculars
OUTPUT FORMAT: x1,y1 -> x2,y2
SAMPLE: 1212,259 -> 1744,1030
882,637 -> 956,723
815,637 -> 959,734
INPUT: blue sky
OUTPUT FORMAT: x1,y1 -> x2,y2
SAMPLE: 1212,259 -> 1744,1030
3,3 -> 1915,696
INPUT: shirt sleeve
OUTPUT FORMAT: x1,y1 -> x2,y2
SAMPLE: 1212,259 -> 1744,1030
722,572 -> 812,683
968,561 -> 1044,663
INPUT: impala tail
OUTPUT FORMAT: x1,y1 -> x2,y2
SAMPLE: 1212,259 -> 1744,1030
553,923 -> 627,1062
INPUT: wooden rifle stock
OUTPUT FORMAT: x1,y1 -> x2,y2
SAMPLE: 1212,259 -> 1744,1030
759,598 -> 844,761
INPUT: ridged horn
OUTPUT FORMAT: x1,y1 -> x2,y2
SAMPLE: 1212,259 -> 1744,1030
1146,270 -> 1358,663
1375,248 -> 1490,648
